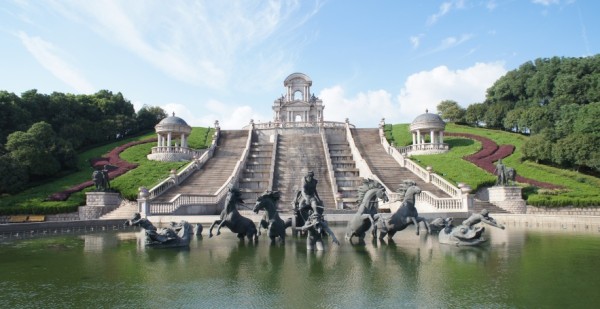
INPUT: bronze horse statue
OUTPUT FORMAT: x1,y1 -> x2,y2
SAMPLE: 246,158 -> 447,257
374,181 -> 430,240
209,187 -> 258,242
253,191 -> 288,245
345,179 -> 389,243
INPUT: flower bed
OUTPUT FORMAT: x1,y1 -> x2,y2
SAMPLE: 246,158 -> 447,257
47,138 -> 156,201
447,132 -> 560,189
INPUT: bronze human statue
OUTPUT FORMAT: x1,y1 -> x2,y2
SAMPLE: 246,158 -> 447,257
301,171 -> 322,215
301,212 -> 340,250
494,159 -> 507,186
125,213 -> 192,248
438,209 -> 505,246
92,164 -> 113,191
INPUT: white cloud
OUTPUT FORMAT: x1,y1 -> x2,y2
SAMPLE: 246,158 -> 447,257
427,0 -> 466,25
410,34 -> 424,48
396,62 -> 507,123
16,31 -> 94,93
45,0 -> 321,91
319,86 -> 396,127
159,101 -> 267,130
532,0 -> 560,5
419,33 -> 473,57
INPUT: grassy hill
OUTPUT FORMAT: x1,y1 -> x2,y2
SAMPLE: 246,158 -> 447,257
387,123 -> 600,207
0,127 -> 213,215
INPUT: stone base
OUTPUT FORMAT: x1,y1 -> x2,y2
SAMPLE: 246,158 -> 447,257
488,186 -> 526,214
80,192 -> 121,220
147,153 -> 193,162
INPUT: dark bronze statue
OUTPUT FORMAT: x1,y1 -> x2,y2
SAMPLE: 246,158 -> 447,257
438,209 -> 505,246
345,179 -> 388,243
125,213 -> 192,248
290,171 -> 324,233
301,212 -> 340,250
209,187 -> 258,242
494,159 -> 517,186
374,181 -> 430,240
92,164 -> 113,191
253,191 -> 288,245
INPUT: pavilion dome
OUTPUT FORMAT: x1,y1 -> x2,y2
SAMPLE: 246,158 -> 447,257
410,109 -> 446,131
155,113 -> 192,135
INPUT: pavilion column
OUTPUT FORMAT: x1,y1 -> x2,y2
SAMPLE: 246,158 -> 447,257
416,131 -> 421,145
412,132 -> 416,145
157,134 -> 161,147
439,131 -> 444,144
181,134 -> 186,148
167,132 -> 172,147
430,130 -> 435,144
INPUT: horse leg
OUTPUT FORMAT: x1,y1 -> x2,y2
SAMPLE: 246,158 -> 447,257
410,217 -> 419,235
387,230 -> 397,240
419,216 -> 431,234
208,220 -> 221,238
216,220 -> 227,236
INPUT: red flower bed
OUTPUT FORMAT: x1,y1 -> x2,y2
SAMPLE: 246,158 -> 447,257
446,132 -> 560,189
47,138 -> 156,201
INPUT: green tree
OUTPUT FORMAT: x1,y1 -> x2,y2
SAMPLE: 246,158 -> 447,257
465,103 -> 486,126
0,154 -> 28,194
436,100 -> 465,123
522,132 -> 553,163
136,105 -> 167,131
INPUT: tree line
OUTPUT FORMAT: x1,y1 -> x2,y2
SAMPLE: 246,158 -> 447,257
437,55 -> 600,174
0,89 -> 167,194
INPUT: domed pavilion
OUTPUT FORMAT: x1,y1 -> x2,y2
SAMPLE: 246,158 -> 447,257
407,109 -> 449,155
147,113 -> 202,162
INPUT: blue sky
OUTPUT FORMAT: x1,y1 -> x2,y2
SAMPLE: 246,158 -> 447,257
1,0 -> 598,128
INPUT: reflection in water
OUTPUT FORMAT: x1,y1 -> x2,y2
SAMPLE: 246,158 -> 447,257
1,226 -> 600,308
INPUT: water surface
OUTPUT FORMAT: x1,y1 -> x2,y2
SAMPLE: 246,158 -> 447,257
1,225 -> 600,308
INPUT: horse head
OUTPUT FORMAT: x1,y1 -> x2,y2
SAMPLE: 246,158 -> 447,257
403,185 -> 421,205
253,191 -> 281,214
224,187 -> 244,213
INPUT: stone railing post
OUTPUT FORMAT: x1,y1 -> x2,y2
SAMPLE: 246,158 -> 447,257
138,187 -> 150,217
458,183 -> 473,212
426,166 -> 433,183
170,169 -> 179,185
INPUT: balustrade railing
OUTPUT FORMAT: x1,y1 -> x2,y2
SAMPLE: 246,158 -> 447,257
147,128 -> 220,200
345,122 -> 391,194
150,146 -> 207,156
320,129 -> 340,208
395,143 -> 449,156
267,134 -> 278,191
245,121 -> 354,130
416,191 -> 464,211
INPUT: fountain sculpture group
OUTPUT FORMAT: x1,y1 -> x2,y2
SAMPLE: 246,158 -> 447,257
127,172 -> 505,249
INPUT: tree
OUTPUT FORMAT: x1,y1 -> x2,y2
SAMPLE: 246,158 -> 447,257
436,100 -> 465,123
0,154 -> 28,194
522,132 -> 553,163
136,105 -> 167,131
465,103 -> 486,126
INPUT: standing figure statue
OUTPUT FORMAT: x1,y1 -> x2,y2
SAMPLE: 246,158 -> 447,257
298,171 -> 323,216
92,164 -> 113,191
101,165 -> 111,190
301,213 -> 340,251
494,159 -> 507,186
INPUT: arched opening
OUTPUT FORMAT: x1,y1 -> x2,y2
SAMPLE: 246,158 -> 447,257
293,90 -> 303,101
295,114 -> 303,122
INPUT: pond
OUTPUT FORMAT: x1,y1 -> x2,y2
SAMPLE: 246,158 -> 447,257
1,225 -> 600,308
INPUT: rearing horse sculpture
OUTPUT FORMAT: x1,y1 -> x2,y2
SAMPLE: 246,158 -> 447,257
345,179 -> 389,243
209,187 -> 258,242
253,191 -> 287,245
374,180 -> 430,240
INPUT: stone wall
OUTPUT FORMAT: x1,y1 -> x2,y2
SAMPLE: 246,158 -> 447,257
488,186 -> 526,214
527,206 -> 600,216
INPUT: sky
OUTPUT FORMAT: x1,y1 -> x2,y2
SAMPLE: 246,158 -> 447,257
1,0 -> 598,129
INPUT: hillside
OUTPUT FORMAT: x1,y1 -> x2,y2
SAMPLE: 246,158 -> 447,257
389,123 -> 600,207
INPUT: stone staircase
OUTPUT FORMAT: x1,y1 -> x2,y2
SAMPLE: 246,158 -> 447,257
272,132 -> 336,210
100,200 -> 138,220
325,128 -> 362,209
471,199 -> 509,214
238,132 -> 274,206
351,128 -> 450,198
152,130 -> 249,202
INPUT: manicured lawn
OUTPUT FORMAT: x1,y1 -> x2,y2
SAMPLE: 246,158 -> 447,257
389,123 -> 600,207
0,127 -> 214,214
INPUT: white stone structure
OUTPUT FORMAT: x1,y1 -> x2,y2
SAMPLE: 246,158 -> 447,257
488,186 -> 527,214
272,73 -> 324,123
398,110 -> 449,155
147,113 -> 203,162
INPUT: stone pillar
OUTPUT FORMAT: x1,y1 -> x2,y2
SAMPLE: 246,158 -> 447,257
157,134 -> 161,147
439,131 -> 444,144
412,132 -> 416,145
416,131 -> 421,145
167,132 -> 172,147
138,187 -> 150,218
181,134 -> 186,148
430,130 -> 435,144
488,186 -> 526,214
